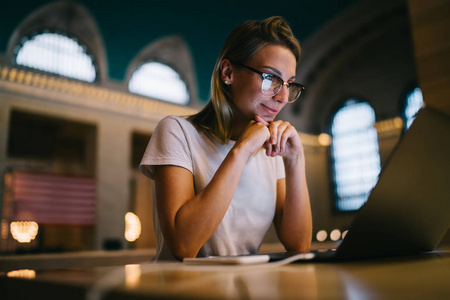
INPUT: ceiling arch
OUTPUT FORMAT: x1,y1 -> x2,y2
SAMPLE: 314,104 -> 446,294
278,0 -> 416,134
7,0 -> 108,83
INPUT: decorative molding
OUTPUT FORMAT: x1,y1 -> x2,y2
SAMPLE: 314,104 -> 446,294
0,65 -> 198,121
373,117 -> 404,132
1,64 -> 403,148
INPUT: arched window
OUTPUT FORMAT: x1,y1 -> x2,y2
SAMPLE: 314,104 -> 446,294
128,61 -> 190,105
14,32 -> 96,82
404,87 -> 424,129
331,100 -> 381,211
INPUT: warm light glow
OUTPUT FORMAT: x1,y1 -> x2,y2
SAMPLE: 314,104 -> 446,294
125,264 -> 141,288
393,117 -> 404,129
318,133 -> 332,146
316,230 -> 327,242
7,269 -> 36,279
374,118 -> 404,132
342,230 -> 348,239
330,229 -> 341,241
10,221 -> 39,243
1,219 -> 8,239
125,212 -> 141,242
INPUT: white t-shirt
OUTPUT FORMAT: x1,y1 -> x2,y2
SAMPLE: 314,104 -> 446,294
140,115 -> 285,261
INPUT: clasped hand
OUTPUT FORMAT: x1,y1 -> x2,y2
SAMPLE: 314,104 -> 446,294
236,115 -> 304,158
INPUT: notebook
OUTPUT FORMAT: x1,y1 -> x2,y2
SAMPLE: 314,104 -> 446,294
184,106 -> 450,265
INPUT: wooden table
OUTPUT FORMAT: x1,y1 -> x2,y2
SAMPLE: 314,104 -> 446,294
1,248 -> 450,300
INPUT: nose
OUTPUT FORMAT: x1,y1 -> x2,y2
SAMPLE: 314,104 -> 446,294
273,83 -> 289,103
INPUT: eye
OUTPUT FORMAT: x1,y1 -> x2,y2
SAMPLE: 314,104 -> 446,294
263,73 -> 274,81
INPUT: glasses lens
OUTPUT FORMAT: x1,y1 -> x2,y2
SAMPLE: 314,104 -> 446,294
260,72 -> 304,103
261,74 -> 282,96
261,78 -> 273,94
288,84 -> 303,103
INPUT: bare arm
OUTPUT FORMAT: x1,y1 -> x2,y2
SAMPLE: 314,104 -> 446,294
255,116 -> 313,251
154,121 -> 270,260
274,156 -> 312,251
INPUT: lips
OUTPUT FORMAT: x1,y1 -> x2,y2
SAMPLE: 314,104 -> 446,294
261,103 -> 279,115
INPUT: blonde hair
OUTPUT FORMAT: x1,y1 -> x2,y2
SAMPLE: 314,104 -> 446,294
188,16 -> 301,143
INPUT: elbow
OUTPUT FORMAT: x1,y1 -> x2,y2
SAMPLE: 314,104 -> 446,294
285,241 -> 311,253
162,225 -> 204,261
168,240 -> 200,261
280,232 -> 312,253
296,241 -> 312,253
172,250 -> 197,262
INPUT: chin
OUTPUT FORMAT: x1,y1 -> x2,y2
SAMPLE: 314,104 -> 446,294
262,115 -> 276,122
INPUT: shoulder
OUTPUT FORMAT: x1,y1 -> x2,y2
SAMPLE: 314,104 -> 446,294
152,115 -> 209,149
157,115 -> 195,130
157,115 -> 188,128
153,115 -> 197,136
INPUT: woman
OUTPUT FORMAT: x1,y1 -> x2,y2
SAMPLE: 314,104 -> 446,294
140,16 -> 312,261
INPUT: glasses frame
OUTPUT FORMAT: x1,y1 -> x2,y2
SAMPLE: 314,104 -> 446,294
232,62 -> 305,103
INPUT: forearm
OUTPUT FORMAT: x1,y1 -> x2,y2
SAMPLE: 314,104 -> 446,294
277,155 -> 313,251
161,145 -> 250,259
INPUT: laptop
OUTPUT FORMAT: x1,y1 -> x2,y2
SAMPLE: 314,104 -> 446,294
184,106 -> 450,265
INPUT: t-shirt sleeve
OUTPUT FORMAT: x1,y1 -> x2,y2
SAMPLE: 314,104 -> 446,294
139,116 -> 193,179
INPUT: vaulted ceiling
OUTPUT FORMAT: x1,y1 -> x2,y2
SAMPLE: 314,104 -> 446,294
0,0 -> 362,101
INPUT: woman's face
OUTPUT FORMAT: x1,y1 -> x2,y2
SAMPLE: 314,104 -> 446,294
224,44 -> 297,123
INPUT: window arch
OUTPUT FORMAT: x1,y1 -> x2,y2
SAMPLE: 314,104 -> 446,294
330,100 -> 381,211
7,1 -> 107,83
404,87 -> 424,129
126,35 -> 198,105
14,32 -> 96,82
128,61 -> 189,105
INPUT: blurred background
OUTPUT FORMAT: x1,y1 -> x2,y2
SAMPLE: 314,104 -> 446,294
0,0 -> 448,255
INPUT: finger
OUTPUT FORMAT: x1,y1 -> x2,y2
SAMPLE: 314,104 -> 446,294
275,122 -> 289,152
279,128 -> 291,153
255,115 -> 269,126
264,141 -> 272,156
268,122 -> 279,145
271,143 -> 281,157
280,125 -> 299,154
272,144 -> 279,157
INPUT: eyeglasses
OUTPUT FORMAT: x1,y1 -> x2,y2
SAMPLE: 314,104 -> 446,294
233,62 -> 305,103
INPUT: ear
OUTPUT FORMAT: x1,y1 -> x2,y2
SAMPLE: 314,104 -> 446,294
220,59 -> 233,85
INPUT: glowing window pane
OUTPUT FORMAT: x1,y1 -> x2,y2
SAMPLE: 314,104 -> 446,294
331,100 -> 381,211
15,32 -> 96,82
405,88 -> 423,129
128,62 -> 189,105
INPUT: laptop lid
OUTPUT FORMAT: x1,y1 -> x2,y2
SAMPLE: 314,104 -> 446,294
335,106 -> 450,260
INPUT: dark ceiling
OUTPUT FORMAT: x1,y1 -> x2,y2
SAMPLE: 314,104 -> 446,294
0,0 -> 361,101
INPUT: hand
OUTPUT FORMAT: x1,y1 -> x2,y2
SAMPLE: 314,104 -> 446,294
234,119 -> 271,157
255,115 -> 304,158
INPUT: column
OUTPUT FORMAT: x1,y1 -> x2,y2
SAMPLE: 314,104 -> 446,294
96,119 -> 131,250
